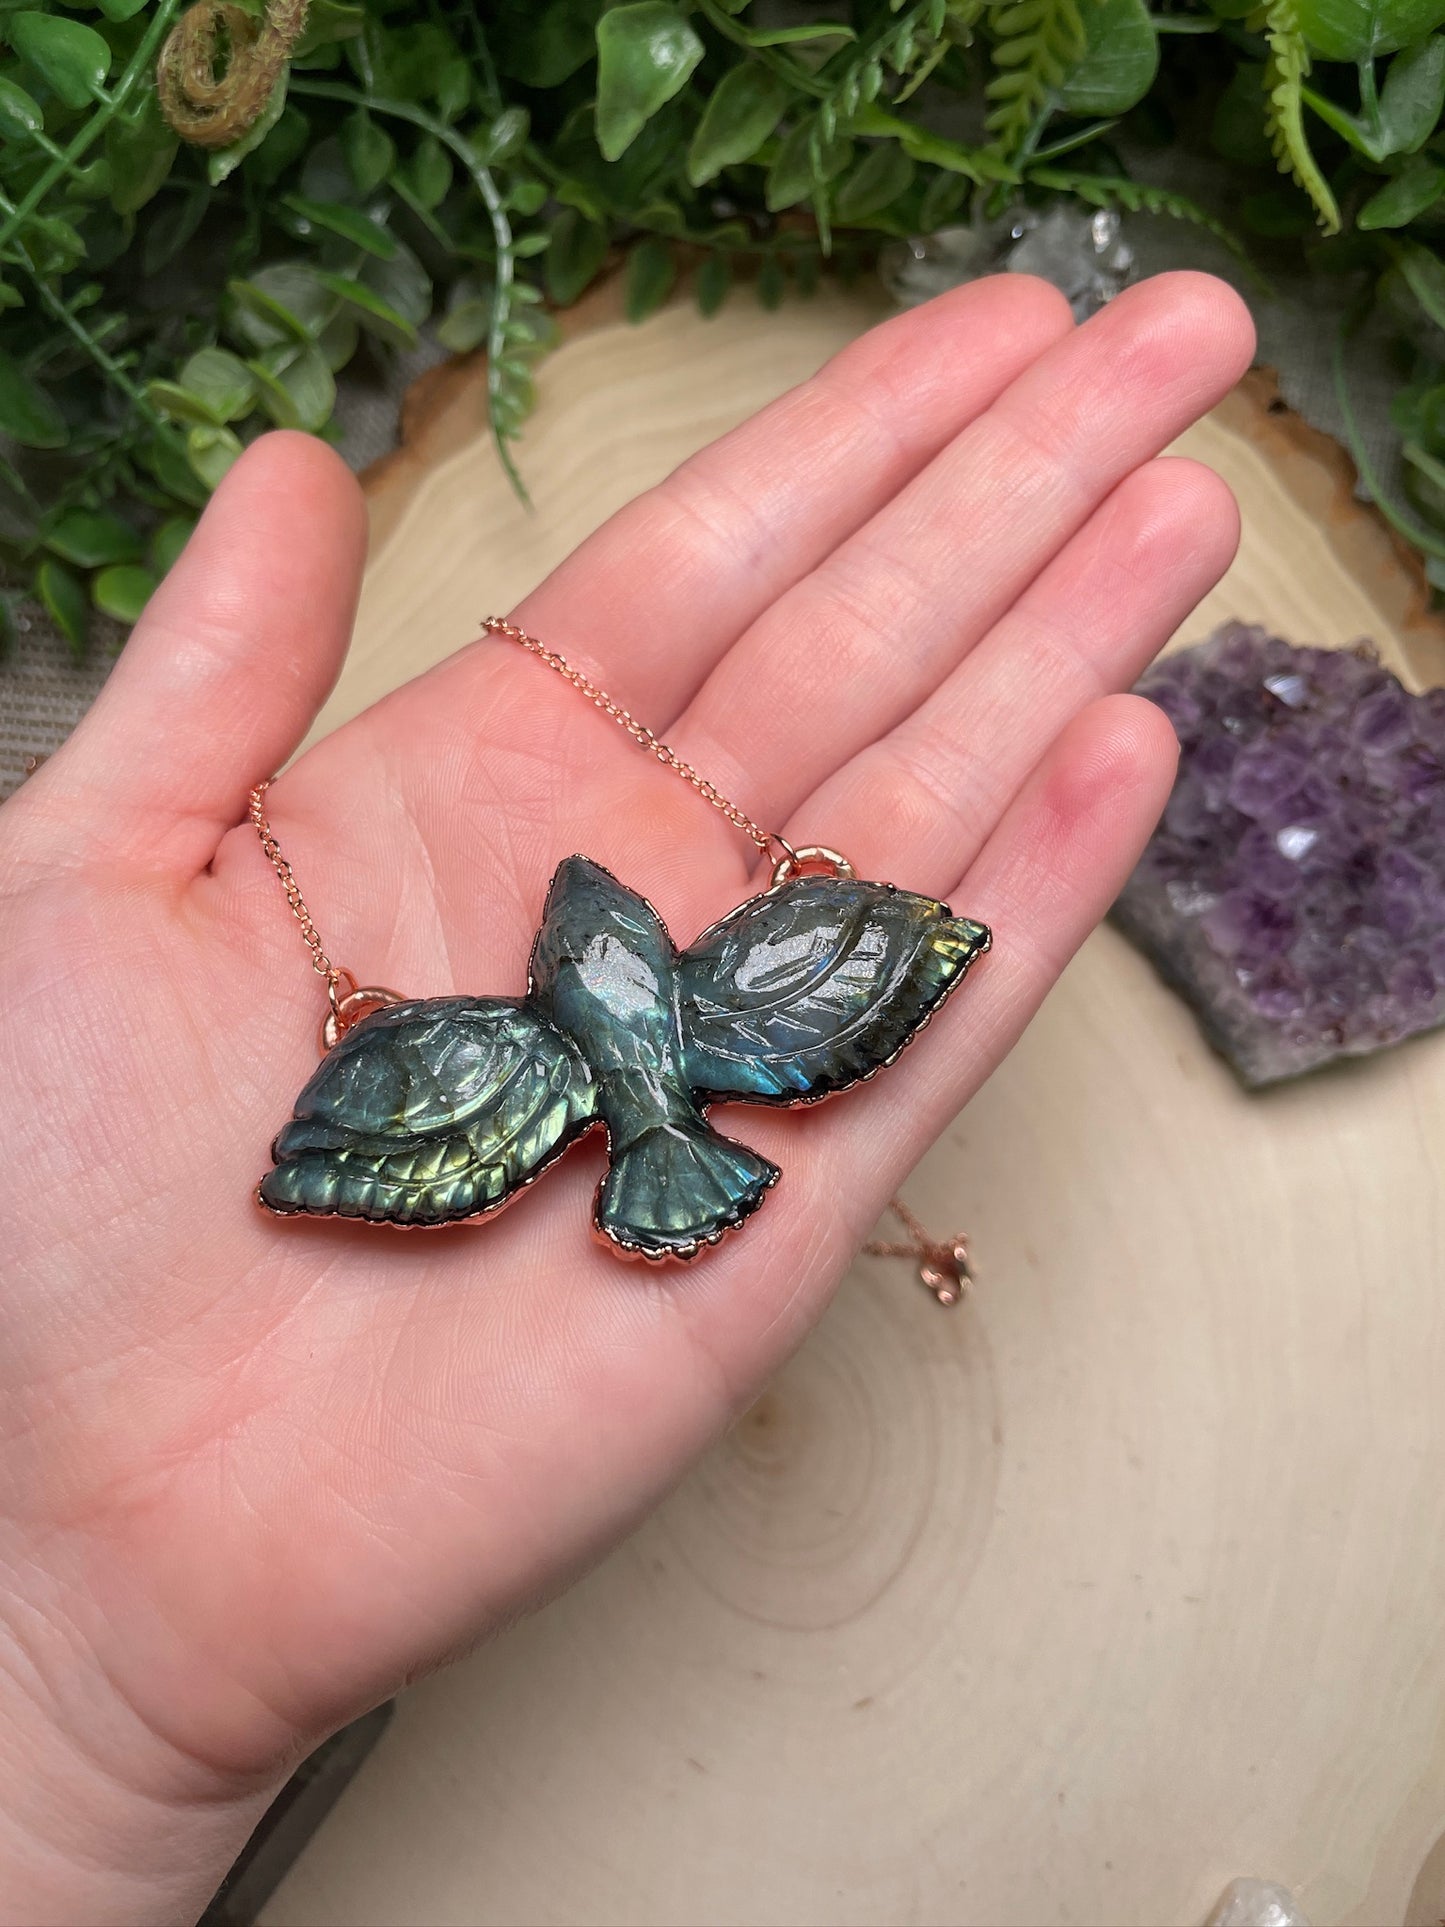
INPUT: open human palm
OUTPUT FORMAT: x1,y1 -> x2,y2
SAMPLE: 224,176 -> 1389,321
0,270 -> 1252,1923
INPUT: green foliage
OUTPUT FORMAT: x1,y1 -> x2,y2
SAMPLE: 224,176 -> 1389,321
1296,0 -> 1445,60
1263,0 -> 1343,232
594,3 -> 704,161
984,0 -> 1089,162
12,0 -> 1445,644
1056,0 -> 1159,116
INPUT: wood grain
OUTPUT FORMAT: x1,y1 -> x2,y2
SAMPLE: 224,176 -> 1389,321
265,285 -> 1445,1927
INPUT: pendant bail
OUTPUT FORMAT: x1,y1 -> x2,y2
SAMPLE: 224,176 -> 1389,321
768,842 -> 857,889
320,979 -> 404,1053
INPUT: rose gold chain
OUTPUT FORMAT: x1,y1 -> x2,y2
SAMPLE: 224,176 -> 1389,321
479,613 -> 787,861
249,778 -> 350,1011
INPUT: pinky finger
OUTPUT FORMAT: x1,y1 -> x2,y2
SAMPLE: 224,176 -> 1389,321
812,692 -> 1180,1180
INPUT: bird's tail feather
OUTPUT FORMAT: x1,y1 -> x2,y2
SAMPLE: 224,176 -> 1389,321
595,1117 -> 778,1261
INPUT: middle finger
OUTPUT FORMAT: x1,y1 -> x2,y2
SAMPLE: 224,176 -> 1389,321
664,272 -> 1254,836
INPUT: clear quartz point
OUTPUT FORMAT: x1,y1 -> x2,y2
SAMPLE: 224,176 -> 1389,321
879,202 -> 1136,320
1205,1877 -> 1312,1927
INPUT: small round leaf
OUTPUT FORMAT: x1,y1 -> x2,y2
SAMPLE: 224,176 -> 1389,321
92,564 -> 157,625
0,350 -> 67,448
7,11 -> 111,110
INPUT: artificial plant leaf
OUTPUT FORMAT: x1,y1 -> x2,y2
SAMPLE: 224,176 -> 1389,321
282,193 -> 397,258
150,516 -> 195,575
178,346 -> 257,422
359,239 -> 431,327
259,341 -> 335,430
833,142 -> 915,222
508,176 -> 549,215
91,563 -> 155,623
481,106 -> 530,165
43,508 -> 142,568
437,298 -> 492,353
227,263 -> 333,348
105,91 -> 176,215
0,350 -> 67,449
594,2 -> 704,162
686,64 -> 788,184
207,75 -> 288,185
917,167 -> 970,229
36,557 -> 87,654
143,181 -> 207,272
728,17 -> 853,43
434,53 -> 471,121
495,0 -> 602,86
1359,153 -> 1445,226
1055,0 -> 1159,116
764,119 -> 852,211
185,424 -> 243,491
0,73 -> 42,139
340,109 -> 394,193
757,253 -> 785,309
292,0 -> 363,56
1377,34 -> 1445,152
546,206 -> 609,305
145,379 -> 226,427
250,103 -> 309,185
1392,237 -> 1445,331
7,11 -> 110,109
624,236 -> 675,320
245,356 -> 302,427
92,0 -> 151,21
315,310 -> 359,371
372,20 -> 457,102
314,271 -> 419,348
1296,0 -> 1445,61
140,428 -> 208,506
695,252 -> 731,316
409,135 -> 453,209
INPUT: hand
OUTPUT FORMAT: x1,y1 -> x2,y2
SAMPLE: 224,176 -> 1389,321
0,269 -> 1253,1923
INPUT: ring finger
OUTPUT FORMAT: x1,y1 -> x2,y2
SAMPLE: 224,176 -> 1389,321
790,453 -> 1239,894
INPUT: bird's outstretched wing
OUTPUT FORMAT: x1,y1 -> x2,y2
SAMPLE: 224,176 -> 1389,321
259,996 -> 596,1225
677,877 -> 990,1105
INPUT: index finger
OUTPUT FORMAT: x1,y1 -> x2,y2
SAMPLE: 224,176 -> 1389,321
440,275 -> 1073,728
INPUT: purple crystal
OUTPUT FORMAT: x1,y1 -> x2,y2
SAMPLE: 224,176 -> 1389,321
1113,622 -> 1445,1084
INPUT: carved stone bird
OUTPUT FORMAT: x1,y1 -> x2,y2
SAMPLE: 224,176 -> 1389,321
259,855 -> 990,1262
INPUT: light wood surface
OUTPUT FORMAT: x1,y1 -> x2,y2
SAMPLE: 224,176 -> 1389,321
264,285 -> 1445,1927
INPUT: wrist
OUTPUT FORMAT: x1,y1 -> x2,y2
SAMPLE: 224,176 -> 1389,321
0,1574 -> 283,1927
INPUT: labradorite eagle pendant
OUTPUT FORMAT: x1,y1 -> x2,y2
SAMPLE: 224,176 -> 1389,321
257,853 -> 991,1264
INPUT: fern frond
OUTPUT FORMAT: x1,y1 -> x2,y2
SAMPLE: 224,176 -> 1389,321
984,0 -> 1087,165
1028,167 -> 1253,265
1260,0 -> 1340,235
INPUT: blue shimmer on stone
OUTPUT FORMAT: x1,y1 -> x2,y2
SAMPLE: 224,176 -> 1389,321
1114,622 -> 1445,1085
260,856 -> 992,1258
529,855 -> 779,1258
258,996 -> 596,1224
680,876 -> 991,1102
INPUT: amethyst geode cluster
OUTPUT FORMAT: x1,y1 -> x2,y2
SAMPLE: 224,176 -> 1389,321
1114,622 -> 1445,1085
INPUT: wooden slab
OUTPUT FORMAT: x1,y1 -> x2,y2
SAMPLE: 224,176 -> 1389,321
266,284 -> 1445,1927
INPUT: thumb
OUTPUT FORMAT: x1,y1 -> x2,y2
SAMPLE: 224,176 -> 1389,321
19,431 -> 367,876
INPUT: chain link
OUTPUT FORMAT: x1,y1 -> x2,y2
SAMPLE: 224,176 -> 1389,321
249,777 -> 347,1006
249,617 -> 789,999
480,613 -> 783,858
